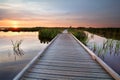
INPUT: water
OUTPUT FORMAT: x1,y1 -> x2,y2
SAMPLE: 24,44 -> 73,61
0,31 -> 48,80
86,32 -> 120,75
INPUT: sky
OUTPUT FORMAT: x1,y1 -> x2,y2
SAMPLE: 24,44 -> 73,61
0,0 -> 120,28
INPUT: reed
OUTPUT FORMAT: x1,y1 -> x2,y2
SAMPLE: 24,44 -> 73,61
86,28 -> 120,40
115,41 -> 120,54
93,43 -> 97,52
11,40 -> 24,57
38,28 -> 61,43
69,29 -> 88,45
90,39 -> 120,58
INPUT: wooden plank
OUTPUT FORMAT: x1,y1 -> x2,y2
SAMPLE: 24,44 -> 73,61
39,59 -> 95,63
39,58 -> 95,62
41,56 -> 92,60
24,73 -> 73,80
23,73 -> 113,80
36,62 -> 102,69
37,59 -> 98,65
28,69 -> 112,78
41,55 -> 91,59
35,64 -> 103,70
32,65 -> 106,73
40,57 -> 95,62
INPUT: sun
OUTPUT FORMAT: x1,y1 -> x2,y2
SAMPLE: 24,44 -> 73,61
12,21 -> 19,28
13,25 -> 18,28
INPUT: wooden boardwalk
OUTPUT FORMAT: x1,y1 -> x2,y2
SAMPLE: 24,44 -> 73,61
14,31 -> 120,80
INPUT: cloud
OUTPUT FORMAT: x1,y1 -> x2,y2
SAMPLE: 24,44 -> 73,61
0,0 -> 120,27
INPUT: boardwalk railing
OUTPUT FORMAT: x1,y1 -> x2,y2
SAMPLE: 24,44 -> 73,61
13,34 -> 60,80
71,33 -> 120,80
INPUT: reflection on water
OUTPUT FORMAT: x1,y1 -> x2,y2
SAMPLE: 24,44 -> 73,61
86,31 -> 120,75
0,31 -> 48,80
38,37 -> 51,44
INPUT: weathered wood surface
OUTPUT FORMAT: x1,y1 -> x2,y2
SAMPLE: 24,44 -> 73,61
20,33 -> 114,80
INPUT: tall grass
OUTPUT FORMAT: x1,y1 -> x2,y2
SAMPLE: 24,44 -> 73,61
85,28 -> 120,40
38,29 -> 62,43
69,29 -> 88,45
89,39 -> 120,59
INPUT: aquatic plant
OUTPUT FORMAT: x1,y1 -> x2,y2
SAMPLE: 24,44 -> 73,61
93,43 -> 97,52
69,29 -> 88,45
102,40 -> 107,49
115,41 -> 120,55
89,38 -> 120,59
11,40 -> 24,58
38,29 -> 62,43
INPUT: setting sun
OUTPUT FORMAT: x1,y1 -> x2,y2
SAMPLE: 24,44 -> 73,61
12,21 -> 19,28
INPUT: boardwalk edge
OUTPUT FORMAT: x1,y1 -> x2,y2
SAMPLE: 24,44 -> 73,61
71,33 -> 120,80
13,34 -> 60,80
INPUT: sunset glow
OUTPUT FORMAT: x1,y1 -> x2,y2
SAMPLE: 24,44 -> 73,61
0,0 -> 120,28
0,20 -> 19,27
12,21 -> 19,28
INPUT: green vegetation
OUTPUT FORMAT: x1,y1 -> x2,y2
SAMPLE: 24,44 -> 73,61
0,27 -> 66,32
85,28 -> 120,40
89,39 -> 120,58
38,28 -> 62,43
68,27 -> 120,40
69,29 -> 88,45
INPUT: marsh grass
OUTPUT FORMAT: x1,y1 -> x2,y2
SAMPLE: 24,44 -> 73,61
11,40 -> 24,60
115,41 -> 120,55
38,28 -> 62,43
86,28 -> 120,40
89,39 -> 120,59
93,43 -> 97,52
69,29 -> 88,45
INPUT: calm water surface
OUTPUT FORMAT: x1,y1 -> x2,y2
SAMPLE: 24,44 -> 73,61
87,32 -> 120,75
0,32 -> 48,80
